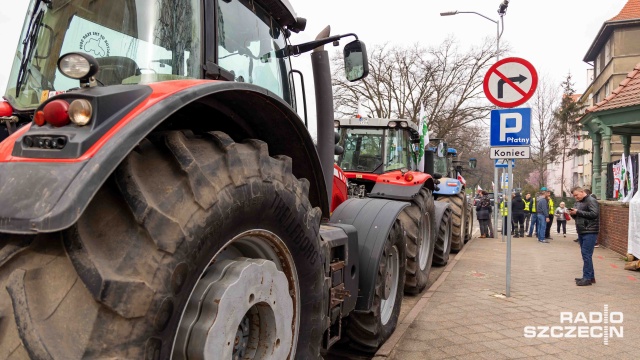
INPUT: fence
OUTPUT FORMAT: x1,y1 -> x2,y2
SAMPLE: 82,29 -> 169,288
606,154 -> 639,200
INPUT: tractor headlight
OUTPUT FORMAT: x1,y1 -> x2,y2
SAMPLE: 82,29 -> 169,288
57,53 -> 98,80
68,99 -> 93,126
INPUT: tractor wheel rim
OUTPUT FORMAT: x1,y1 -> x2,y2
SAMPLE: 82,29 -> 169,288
418,212 -> 432,270
172,230 -> 299,360
381,245 -> 399,325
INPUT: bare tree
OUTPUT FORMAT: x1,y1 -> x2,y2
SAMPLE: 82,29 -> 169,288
154,0 -> 194,75
331,38 -> 497,142
528,75 -> 561,188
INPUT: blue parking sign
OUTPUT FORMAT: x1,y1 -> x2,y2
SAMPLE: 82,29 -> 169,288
490,108 -> 531,147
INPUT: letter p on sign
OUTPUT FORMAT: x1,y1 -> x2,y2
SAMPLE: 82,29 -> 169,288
500,112 -> 522,142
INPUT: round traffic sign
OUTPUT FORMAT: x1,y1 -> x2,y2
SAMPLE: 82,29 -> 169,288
483,57 -> 538,108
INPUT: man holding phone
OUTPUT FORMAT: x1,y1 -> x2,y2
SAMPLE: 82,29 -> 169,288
569,187 -> 600,286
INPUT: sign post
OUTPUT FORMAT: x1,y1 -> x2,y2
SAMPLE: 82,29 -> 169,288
484,57 -> 537,298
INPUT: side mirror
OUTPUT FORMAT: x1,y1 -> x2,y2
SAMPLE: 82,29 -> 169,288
343,40 -> 369,82
469,158 -> 477,169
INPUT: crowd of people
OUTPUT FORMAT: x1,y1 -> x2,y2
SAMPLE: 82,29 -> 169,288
473,186 -> 600,287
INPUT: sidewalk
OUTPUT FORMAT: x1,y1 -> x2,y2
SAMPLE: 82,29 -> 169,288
375,229 -> 640,359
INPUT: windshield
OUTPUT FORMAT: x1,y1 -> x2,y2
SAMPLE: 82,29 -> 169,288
5,0 -> 202,110
217,0 -> 294,104
434,155 -> 448,176
337,127 -> 384,172
384,128 -> 414,172
336,127 -> 416,173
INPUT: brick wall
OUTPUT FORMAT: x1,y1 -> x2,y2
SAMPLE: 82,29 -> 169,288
598,201 -> 629,256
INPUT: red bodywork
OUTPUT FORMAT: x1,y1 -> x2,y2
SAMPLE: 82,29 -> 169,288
344,170 -> 432,187
0,79 -> 212,163
331,164 -> 348,212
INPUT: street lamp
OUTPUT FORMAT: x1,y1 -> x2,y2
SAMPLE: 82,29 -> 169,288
440,0 -> 511,297
440,0 -> 509,60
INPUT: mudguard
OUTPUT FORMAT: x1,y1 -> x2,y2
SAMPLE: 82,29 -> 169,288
368,182 -> 424,201
330,198 -> 409,311
434,177 -> 462,196
434,200 -> 451,228
0,81 -> 328,233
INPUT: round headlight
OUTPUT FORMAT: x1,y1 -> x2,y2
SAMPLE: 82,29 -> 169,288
388,121 -> 397,128
57,53 -> 98,80
68,99 -> 93,126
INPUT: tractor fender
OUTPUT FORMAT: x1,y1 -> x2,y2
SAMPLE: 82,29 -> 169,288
330,197 -> 409,311
433,177 -> 462,196
0,81 -> 328,234
368,182 -> 424,201
434,200 -> 451,228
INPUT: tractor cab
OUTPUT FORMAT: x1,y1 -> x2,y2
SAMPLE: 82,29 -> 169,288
3,0 -> 365,113
427,139 -> 465,196
429,140 -> 459,179
334,118 -> 424,196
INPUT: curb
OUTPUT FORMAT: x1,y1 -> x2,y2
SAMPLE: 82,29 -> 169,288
374,227 -> 480,358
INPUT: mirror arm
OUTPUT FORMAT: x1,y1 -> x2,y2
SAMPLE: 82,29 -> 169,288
284,33 -> 358,57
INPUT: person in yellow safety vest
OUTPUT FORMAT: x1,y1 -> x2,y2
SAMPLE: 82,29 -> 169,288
500,198 -> 509,235
527,194 -> 537,237
523,193 -> 532,231
544,191 -> 555,240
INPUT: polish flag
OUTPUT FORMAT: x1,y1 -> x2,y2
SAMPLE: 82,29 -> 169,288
457,172 -> 466,186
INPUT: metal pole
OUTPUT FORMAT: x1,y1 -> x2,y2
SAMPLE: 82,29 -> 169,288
496,20 -> 500,61
506,159 -> 513,297
501,170 -> 505,242
494,167 -> 498,238
493,18 -> 501,240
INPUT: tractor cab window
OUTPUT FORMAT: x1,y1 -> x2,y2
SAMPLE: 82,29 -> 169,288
338,128 -> 383,172
384,128 -> 414,172
217,0 -> 293,104
433,154 -> 448,176
5,0 -> 202,110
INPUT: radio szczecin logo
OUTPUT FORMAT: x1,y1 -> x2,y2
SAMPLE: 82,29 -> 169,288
523,305 -> 623,345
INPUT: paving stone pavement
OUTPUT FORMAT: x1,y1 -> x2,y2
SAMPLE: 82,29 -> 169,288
376,228 -> 640,359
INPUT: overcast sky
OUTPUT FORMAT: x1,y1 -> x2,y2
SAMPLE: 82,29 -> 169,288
0,0 -> 629,133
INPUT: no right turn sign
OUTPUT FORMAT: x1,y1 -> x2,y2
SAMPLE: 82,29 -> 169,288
483,57 -> 538,108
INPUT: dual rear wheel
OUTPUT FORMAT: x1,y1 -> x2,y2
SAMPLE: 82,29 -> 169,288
0,131 -> 325,359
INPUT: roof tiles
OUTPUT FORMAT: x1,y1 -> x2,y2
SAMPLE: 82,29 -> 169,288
585,63 -> 640,114
609,0 -> 640,21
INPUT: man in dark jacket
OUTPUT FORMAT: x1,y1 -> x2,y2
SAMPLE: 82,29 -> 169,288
569,187 -> 600,286
536,192 -> 549,243
511,192 -> 526,237
476,191 -> 492,238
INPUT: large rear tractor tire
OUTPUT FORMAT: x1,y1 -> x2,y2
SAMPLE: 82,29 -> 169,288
399,188 -> 436,295
432,208 -> 452,266
0,131 -> 325,359
437,191 -> 467,252
465,201 -> 474,243
345,219 -> 406,353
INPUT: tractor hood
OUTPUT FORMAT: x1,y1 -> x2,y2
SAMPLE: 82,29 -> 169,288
434,177 -> 462,195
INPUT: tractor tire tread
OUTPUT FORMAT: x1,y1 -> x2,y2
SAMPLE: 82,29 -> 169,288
437,192 -> 466,252
0,130 -> 324,359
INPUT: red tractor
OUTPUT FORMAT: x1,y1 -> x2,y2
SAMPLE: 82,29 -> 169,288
0,0 -> 435,358
334,118 -> 451,272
